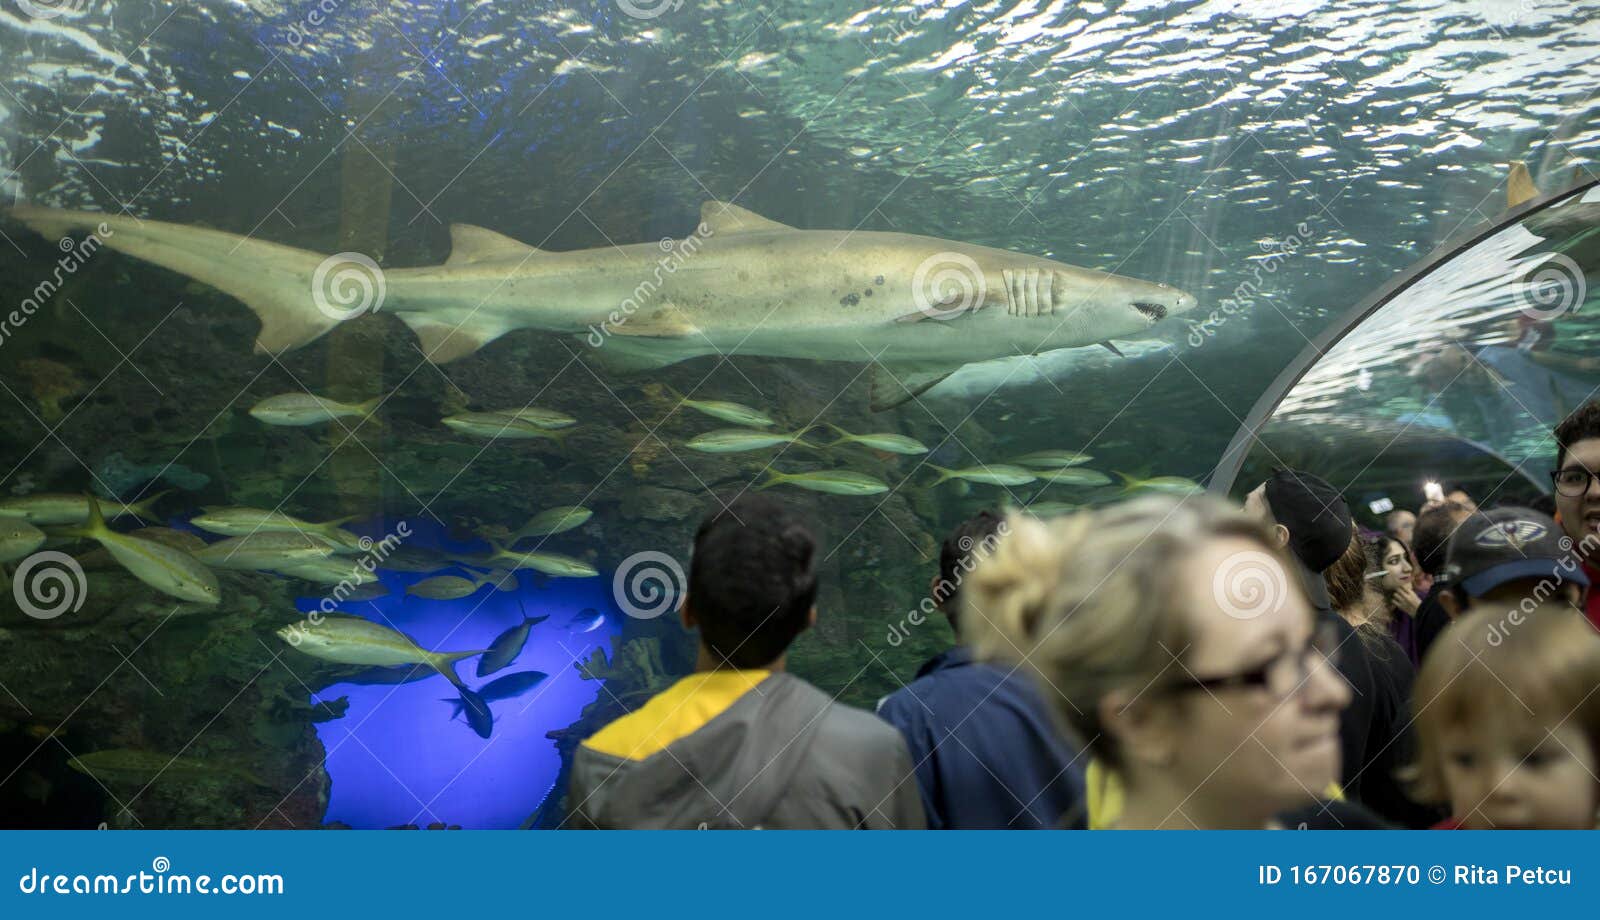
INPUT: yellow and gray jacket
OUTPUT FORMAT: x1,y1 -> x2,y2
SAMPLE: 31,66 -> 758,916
567,670 -> 926,829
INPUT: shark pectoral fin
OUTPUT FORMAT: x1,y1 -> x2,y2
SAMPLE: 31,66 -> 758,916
399,315 -> 510,363
578,336 -> 708,375
699,200 -> 794,234
608,303 -> 700,338
868,363 -> 960,412
445,224 -> 543,265
1100,341 -> 1125,357
1508,162 -> 1538,208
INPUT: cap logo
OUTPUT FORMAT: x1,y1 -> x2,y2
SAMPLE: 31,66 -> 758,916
1473,519 -> 1547,551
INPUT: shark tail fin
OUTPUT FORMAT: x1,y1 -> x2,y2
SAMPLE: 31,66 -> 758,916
7,206 -> 353,356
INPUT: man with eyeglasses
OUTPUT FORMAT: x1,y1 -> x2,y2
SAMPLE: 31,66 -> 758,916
1552,400 -> 1600,630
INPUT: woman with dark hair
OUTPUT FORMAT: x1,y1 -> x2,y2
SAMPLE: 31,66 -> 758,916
1366,536 -> 1423,667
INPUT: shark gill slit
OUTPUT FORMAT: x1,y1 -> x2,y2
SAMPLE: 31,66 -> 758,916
1002,268 -> 1052,317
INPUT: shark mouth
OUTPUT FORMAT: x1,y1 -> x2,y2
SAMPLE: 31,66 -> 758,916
1132,301 -> 1168,322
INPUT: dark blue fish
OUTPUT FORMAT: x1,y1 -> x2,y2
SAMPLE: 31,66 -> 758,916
443,670 -> 549,720
455,686 -> 493,739
476,608 -> 550,677
566,607 -> 605,634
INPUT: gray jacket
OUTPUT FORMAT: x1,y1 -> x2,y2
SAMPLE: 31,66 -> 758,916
567,672 -> 926,829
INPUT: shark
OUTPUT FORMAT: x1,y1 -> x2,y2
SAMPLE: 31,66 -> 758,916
6,201 -> 1197,410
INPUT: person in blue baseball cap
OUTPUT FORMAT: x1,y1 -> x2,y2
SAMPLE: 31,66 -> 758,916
1435,506 -> 1590,621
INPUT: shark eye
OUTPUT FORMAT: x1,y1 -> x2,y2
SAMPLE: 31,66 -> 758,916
1132,302 -> 1168,321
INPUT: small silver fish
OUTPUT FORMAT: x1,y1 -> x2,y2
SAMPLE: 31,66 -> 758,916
510,506 -> 593,541
0,491 -> 167,526
275,615 -> 487,686
1038,467 -> 1114,488
489,546 -> 599,578
665,386 -> 774,427
195,532 -> 338,570
190,506 -> 359,549
125,527 -> 209,553
929,464 -> 1037,487
278,556 -> 379,585
406,574 -> 494,600
249,393 -> 380,427
1010,450 -> 1093,469
0,518 -> 46,563
501,406 -> 576,429
759,469 -> 891,496
686,428 -> 819,453
67,496 -> 219,605
442,412 -> 569,442
1116,473 -> 1205,496
822,424 -> 929,455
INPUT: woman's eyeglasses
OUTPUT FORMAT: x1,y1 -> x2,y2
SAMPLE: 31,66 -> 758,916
1166,621 -> 1342,699
1551,467 -> 1600,498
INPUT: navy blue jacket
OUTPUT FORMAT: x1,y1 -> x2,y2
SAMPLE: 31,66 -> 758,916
876,647 -> 1085,829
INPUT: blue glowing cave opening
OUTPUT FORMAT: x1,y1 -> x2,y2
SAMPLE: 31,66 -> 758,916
290,525 -> 621,830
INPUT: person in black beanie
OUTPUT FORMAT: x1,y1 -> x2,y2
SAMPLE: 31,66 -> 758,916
1245,469 -> 1437,827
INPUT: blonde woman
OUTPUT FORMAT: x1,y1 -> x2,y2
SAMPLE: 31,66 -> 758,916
961,496 -> 1351,829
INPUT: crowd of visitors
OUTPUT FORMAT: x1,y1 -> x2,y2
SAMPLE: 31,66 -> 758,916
565,399 -> 1600,830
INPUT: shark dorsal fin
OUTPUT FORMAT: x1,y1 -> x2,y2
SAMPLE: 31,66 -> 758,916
446,224 -> 542,266
699,200 -> 793,234
1508,162 -> 1538,208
